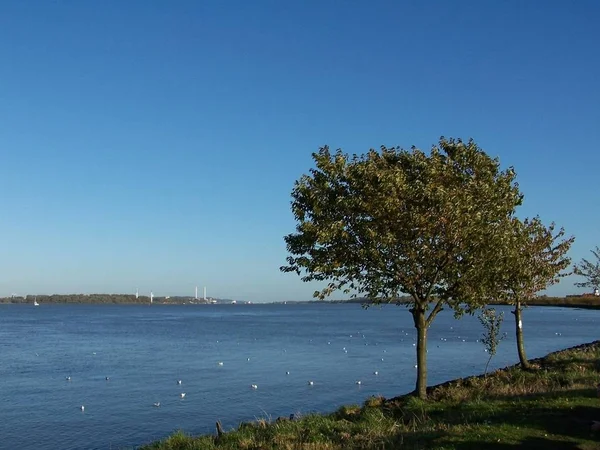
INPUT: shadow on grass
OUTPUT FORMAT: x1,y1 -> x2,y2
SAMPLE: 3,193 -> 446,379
451,436 -> 586,449
382,395 -> 600,449
491,404 -> 600,439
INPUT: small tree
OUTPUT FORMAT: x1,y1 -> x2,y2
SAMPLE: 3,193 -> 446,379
281,138 -> 522,398
497,217 -> 574,369
573,246 -> 600,293
478,307 -> 506,376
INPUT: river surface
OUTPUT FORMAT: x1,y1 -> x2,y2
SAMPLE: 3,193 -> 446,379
0,303 -> 598,449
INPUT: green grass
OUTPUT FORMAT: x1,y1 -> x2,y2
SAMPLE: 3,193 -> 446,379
139,341 -> 600,449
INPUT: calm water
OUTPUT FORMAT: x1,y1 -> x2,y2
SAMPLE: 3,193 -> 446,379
0,303 -> 598,449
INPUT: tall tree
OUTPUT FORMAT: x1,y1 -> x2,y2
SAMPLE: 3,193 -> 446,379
281,138 -> 522,398
573,246 -> 600,293
497,218 -> 574,369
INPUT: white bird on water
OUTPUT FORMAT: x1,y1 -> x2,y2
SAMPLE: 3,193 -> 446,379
177,380 -> 182,385
308,381 -> 314,386
373,371 -> 379,375
286,371 -> 290,375
218,362 -> 224,366
180,393 -> 186,398
80,405 -> 85,412
356,381 -> 362,385
251,384 -> 258,389
66,376 -> 71,381
153,402 -> 161,407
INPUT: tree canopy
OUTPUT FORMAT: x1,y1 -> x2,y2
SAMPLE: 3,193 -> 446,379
573,246 -> 600,292
282,138 -> 523,398
494,217 -> 573,368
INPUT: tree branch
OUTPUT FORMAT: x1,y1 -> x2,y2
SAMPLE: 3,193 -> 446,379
426,299 -> 444,327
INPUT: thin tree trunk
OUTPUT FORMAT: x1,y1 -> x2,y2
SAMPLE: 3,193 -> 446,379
412,307 -> 428,399
513,300 -> 530,369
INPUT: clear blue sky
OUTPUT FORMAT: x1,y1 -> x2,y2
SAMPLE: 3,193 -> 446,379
1,1 -> 598,302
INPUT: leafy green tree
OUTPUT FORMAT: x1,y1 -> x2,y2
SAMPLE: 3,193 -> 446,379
478,307 -> 506,376
281,138 -> 522,398
573,246 -> 600,293
496,217 -> 574,369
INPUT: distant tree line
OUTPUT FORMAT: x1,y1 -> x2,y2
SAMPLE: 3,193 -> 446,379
0,294 -> 201,304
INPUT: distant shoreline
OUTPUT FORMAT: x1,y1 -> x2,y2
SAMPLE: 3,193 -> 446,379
1,294 -> 598,309
0,294 -> 238,305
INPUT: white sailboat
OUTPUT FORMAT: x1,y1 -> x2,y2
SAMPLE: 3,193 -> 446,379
33,297 -> 39,306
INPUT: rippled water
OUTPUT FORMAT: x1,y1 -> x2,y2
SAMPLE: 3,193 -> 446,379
0,303 -> 597,449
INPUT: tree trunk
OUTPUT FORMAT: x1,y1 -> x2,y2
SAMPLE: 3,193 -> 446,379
513,300 -> 530,369
412,307 -> 428,399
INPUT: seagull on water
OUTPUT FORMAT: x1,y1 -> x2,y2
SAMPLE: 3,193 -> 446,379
177,380 -> 182,385
356,381 -> 362,385
80,405 -> 85,411
373,371 -> 378,375
180,393 -> 186,398
66,376 -> 71,381
251,384 -> 258,389
153,402 -> 161,407
308,381 -> 314,386
218,362 -> 224,366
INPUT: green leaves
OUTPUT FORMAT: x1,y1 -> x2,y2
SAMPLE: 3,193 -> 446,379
281,138 -> 523,313
494,217 -> 574,305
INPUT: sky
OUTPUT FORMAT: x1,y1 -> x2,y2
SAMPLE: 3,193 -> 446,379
1,0 -> 599,302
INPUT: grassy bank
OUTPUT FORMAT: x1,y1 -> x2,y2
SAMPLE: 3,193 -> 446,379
140,341 -> 600,449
